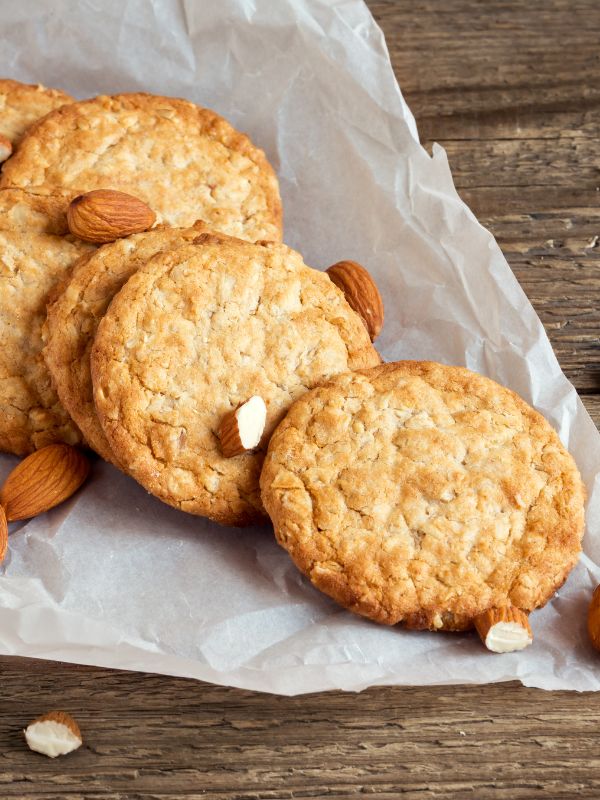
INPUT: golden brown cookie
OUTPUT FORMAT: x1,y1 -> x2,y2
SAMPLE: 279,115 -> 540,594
0,93 -> 282,242
43,223 -> 209,465
0,79 -> 72,148
260,361 -> 586,630
91,236 -> 380,526
0,189 -> 94,454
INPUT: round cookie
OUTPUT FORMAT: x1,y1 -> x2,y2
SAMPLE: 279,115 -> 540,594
0,188 -> 94,454
91,235 -> 380,525
260,361 -> 586,630
43,223 -> 209,465
0,79 -> 72,147
0,93 -> 282,242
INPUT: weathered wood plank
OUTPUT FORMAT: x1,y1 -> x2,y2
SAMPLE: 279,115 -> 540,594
2,658 -> 600,799
377,0 -> 600,144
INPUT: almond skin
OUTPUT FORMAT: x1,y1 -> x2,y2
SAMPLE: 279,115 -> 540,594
0,504 -> 7,564
0,444 -> 90,522
588,585 -> 600,652
0,133 -> 13,164
326,260 -> 384,341
67,189 -> 156,243
219,409 -> 246,457
32,710 -> 82,739
474,606 -> 533,653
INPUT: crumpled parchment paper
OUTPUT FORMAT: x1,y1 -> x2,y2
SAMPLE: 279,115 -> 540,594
1,0 -> 599,694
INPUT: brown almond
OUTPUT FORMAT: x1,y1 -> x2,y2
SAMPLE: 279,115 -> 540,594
326,260 -> 384,341
67,189 -> 156,243
588,585 -> 600,651
0,444 -> 90,522
0,504 -> 7,564
474,606 -> 533,653
0,134 -> 13,164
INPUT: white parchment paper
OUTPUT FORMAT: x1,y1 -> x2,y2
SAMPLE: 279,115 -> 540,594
1,0 -> 599,694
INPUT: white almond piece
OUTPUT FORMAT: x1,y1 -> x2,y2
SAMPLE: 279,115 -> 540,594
484,621 -> 533,653
236,396 -> 267,448
24,712 -> 82,758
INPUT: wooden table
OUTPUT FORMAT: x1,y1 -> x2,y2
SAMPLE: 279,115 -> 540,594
2,2 -> 600,797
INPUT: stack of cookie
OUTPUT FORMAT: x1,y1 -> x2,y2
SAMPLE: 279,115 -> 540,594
0,88 -> 285,456
0,80 -> 586,652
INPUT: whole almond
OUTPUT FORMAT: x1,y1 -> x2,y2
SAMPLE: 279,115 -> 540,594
0,134 -> 13,164
67,189 -> 156,243
0,505 -> 7,564
588,585 -> 600,652
0,444 -> 90,522
326,260 -> 384,341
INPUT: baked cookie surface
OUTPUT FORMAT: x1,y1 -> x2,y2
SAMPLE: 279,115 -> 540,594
0,79 -> 72,146
0,189 -> 94,454
0,93 -> 282,242
260,361 -> 586,630
91,236 -> 380,525
43,224 -> 208,465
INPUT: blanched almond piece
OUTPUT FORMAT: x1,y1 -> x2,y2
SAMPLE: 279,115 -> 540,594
24,711 -> 82,758
67,189 -> 156,243
326,260 -> 384,341
0,134 -> 13,163
587,585 -> 600,651
474,606 -> 533,653
0,504 -> 7,563
0,444 -> 90,521
219,396 -> 267,457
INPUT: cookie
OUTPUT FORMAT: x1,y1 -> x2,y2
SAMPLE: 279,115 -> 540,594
260,361 -> 586,630
43,223 -> 209,465
91,235 -> 380,525
0,93 -> 282,242
0,79 -> 72,147
0,189 -> 94,454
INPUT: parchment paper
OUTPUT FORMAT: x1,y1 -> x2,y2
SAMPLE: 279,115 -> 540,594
1,0 -> 599,694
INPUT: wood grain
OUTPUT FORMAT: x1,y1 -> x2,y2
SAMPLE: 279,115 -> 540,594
2,1 -> 600,797
382,0 -> 600,395
3,658 -> 600,800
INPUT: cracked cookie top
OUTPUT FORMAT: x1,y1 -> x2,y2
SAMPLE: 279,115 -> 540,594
260,360 -> 586,630
90,235 -> 380,526
0,188 -> 94,454
43,223 -> 209,466
0,92 -> 282,242
0,79 -> 72,146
